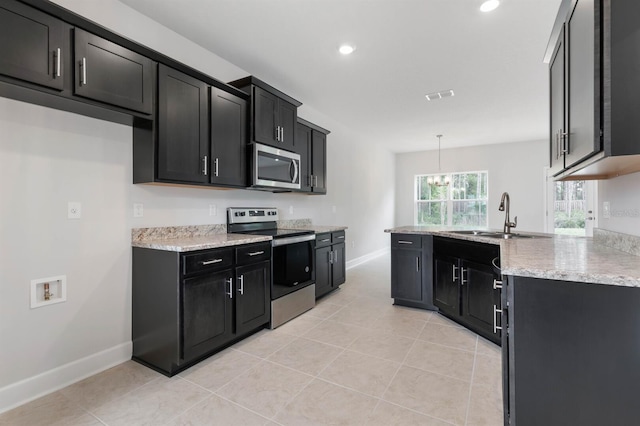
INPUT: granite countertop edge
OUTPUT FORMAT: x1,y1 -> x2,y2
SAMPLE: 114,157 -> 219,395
385,226 -> 640,288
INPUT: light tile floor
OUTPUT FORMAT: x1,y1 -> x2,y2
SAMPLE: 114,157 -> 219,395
0,254 -> 503,426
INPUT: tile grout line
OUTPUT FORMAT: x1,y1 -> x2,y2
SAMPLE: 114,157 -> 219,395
464,336 -> 480,426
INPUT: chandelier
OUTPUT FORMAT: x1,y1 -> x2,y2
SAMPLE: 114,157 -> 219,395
427,134 -> 450,186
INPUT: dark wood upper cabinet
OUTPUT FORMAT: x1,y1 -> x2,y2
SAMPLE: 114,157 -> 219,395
228,76 -> 301,152
157,64 -> 208,183
297,118 -> 329,194
210,87 -> 247,187
0,1 -> 65,90
74,28 -> 153,114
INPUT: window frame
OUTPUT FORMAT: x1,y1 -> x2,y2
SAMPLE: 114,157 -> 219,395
414,170 -> 489,227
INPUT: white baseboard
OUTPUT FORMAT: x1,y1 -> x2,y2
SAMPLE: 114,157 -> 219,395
0,341 -> 132,414
346,246 -> 390,270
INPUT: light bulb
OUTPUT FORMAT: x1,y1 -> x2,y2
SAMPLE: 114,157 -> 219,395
480,0 -> 500,12
339,44 -> 356,55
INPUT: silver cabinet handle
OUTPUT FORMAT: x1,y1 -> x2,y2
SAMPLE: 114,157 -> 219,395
200,258 -> 222,265
81,57 -> 87,85
398,240 -> 413,245
55,48 -> 61,77
314,175 -> 318,187
214,157 -> 219,177
237,275 -> 244,295
248,251 -> 265,256
452,264 -> 458,282
416,256 -> 420,272
328,251 -> 333,264
554,130 -> 559,160
226,278 -> 233,299
461,267 -> 467,285
202,155 -> 208,175
493,279 -> 503,290
493,304 -> 503,334
280,127 -> 284,142
560,132 -> 568,154
320,238 -> 331,243
336,236 -> 345,239
308,174 -> 313,187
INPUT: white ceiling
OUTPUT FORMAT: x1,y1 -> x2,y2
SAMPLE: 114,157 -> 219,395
119,0 -> 561,153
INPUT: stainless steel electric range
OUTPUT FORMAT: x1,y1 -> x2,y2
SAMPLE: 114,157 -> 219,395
227,207 -> 316,328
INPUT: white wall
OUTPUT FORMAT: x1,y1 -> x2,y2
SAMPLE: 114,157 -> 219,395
395,139 -> 548,232
597,172 -> 640,236
0,0 -> 395,412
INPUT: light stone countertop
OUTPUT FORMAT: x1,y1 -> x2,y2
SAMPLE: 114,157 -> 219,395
301,225 -> 348,233
132,233 -> 272,252
385,226 -> 640,288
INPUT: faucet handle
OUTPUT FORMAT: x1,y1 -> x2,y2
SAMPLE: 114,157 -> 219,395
511,216 -> 518,228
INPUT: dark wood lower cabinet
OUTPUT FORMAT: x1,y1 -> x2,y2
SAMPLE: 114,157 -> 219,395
503,276 -> 640,425
433,237 -> 501,344
390,234 -> 437,310
132,242 -> 271,376
182,270 -> 233,361
315,231 -> 346,299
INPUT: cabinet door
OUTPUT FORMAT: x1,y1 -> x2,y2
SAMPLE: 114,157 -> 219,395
565,0 -> 599,168
296,122 -> 313,192
311,130 -> 327,194
235,260 -> 270,336
157,64 -> 209,183
0,1 -> 64,90
331,242 -> 346,287
391,247 -> 423,302
253,86 -> 278,146
549,26 -> 566,176
182,269 -> 233,362
433,254 -> 460,317
278,99 -> 297,151
73,28 -> 153,114
461,259 -> 500,343
210,87 -> 247,187
315,245 -> 332,298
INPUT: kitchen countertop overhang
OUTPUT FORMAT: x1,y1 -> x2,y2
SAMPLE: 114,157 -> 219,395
385,226 -> 640,288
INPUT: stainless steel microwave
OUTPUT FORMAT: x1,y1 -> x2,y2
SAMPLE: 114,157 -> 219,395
250,143 -> 301,191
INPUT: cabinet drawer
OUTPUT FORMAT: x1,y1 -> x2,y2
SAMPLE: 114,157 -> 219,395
182,248 -> 233,276
332,231 -> 346,244
235,242 -> 271,266
315,232 -> 332,248
392,234 -> 422,248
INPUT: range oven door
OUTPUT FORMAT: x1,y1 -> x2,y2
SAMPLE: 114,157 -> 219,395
272,234 -> 315,299
251,143 -> 301,190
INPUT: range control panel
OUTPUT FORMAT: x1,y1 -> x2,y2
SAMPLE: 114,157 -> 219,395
227,207 -> 279,224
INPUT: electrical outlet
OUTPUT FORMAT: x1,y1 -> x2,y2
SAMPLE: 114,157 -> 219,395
133,203 -> 144,218
209,204 -> 217,216
68,202 -> 81,219
603,201 -> 610,219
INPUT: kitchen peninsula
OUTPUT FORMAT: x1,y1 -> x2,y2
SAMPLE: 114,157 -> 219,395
386,226 -> 640,425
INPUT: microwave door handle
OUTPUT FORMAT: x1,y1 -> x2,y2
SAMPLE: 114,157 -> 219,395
290,159 -> 299,184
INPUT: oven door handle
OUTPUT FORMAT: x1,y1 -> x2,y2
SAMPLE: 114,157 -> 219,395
272,233 -> 316,247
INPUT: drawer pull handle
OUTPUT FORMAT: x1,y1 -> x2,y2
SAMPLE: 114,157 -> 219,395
55,48 -> 61,77
493,304 -> 503,334
320,238 -> 331,242
226,278 -> 233,299
461,267 -> 467,285
493,279 -> 503,290
398,240 -> 413,244
200,258 -> 223,265
416,256 -> 420,272
248,251 -> 265,256
81,57 -> 87,85
336,236 -> 345,239
452,264 -> 458,282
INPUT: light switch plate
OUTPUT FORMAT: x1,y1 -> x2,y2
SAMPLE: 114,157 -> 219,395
133,203 -> 144,218
603,201 -> 610,219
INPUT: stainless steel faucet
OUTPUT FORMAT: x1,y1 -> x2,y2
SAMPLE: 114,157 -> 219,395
498,192 -> 517,234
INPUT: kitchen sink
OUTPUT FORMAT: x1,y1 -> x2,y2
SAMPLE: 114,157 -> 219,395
447,230 -> 550,239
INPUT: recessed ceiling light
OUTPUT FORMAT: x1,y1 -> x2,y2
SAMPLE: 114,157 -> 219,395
480,0 -> 500,12
339,44 -> 356,55
425,89 -> 455,101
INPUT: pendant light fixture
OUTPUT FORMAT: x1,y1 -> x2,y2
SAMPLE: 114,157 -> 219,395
427,134 -> 450,187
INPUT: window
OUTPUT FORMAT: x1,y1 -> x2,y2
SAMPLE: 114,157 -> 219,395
415,171 -> 488,226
